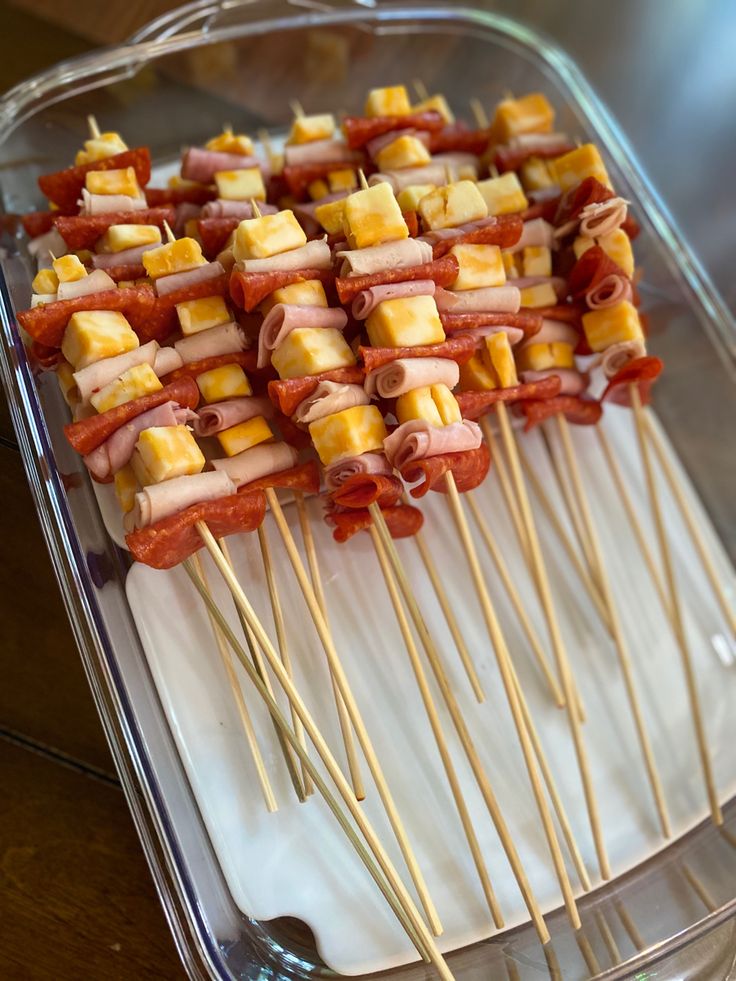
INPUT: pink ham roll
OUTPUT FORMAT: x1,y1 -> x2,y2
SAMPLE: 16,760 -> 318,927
434,285 -> 521,314
522,319 -> 579,348
337,238 -> 432,277
132,470 -> 236,529
211,442 -> 298,488
384,419 -> 482,471
152,346 -> 183,377
459,325 -> 525,346
79,190 -> 147,215
364,357 -> 459,399
284,139 -> 362,167
292,382 -> 369,425
586,273 -> 632,310
506,218 -> 555,254
432,152 -> 480,177
181,147 -> 265,184
174,322 -> 245,364
200,199 -> 277,219
369,162 -> 449,194
521,368 -> 588,396
93,243 -> 160,270
239,238 -> 332,274
324,453 -> 393,491
73,340 -> 159,402
508,275 -> 567,299
599,339 -> 647,379
366,128 -> 431,160
155,261 -> 225,296
57,269 -> 116,302
174,202 -> 202,236
257,304 -> 348,368
579,197 -> 628,239
193,397 -> 274,437
507,132 -> 571,153
352,279 -> 435,320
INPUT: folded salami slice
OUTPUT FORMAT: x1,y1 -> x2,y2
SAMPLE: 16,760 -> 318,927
22,210 -> 67,238
145,185 -> 217,208
237,460 -> 321,496
520,395 -> 603,430
193,396 -> 273,437
328,504 -> 424,542
554,177 -> 615,230
429,124 -> 489,156
258,303 -> 348,368
430,215 -> 523,259
126,489 -> 266,569
38,147 -> 151,211
533,304 -> 585,328
197,218 -> 238,259
230,267 -> 334,312
520,198 -> 561,224
440,310 -> 542,337
352,279 -> 435,320
364,357 -> 459,398
600,356 -> 663,407
324,452 -> 393,491
343,110 -> 445,150
268,365 -> 365,417
330,473 -> 403,510
55,207 -> 176,250
336,254 -> 459,305
359,333 -> 476,373
402,442 -> 491,498
160,350 -> 260,385
434,285 -> 521,314
282,158 -> 365,198
455,375 -> 562,420
104,264 -> 147,284
16,286 -> 156,348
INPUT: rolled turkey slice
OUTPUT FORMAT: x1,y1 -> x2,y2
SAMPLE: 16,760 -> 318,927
337,238 -> 433,278
258,303 -> 348,368
599,339 -> 647,379
364,357 -> 459,398
508,275 -> 567,299
79,189 -> 148,215
384,419 -> 482,471
56,269 -> 116,302
520,318 -> 579,348
211,442 -> 298,488
200,199 -> 278,219
324,452 -> 393,491
132,470 -> 236,529
369,162 -> 450,194
292,381 -> 369,425
434,285 -> 521,314
579,197 -> 628,239
74,340 -> 159,403
193,396 -> 274,437
284,139 -> 361,167
459,324 -> 525,347
174,202 -> 202,236
155,260 -> 225,296
507,132 -> 572,153
506,218 -> 555,254
586,273 -> 632,309
93,243 -> 159,270
181,147 -> 265,184
352,279 -> 435,319
174,321 -> 245,364
83,401 -> 193,481
521,368 -> 588,396
28,228 -> 66,259
153,346 -> 184,377
432,151 -> 480,177
238,238 -> 332,274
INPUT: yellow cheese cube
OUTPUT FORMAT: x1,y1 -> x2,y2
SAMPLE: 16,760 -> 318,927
176,296 -> 231,336
259,279 -> 328,314
573,236 -> 593,261
482,333 -> 518,388
412,94 -> 455,124
597,229 -> 634,278
449,243 -> 506,290
314,198 -> 347,234
287,113 -> 336,145
233,210 -> 306,261
396,183 -> 436,212
432,384 -> 462,424
519,156 -> 554,191
196,364 -> 252,403
135,425 -> 205,484
522,246 -> 552,278
396,386 -> 443,426
418,180 -> 488,231
271,327 -> 356,379
519,282 -> 558,308
328,168 -> 357,193
32,268 -> 59,294
365,295 -> 445,348
375,135 -> 431,172
582,301 -> 643,354
53,254 -> 87,284
97,224 -> 162,254
458,353 -> 498,391
205,130 -> 254,155
130,450 -> 155,488
168,175 -> 208,191
90,363 -> 162,414
217,416 -> 273,456
85,167 -> 140,197
309,405 -> 387,466
364,86 -> 412,118
548,144 -> 611,193
114,464 -> 139,514
55,361 -> 78,407
308,178 -> 330,200
61,310 -> 139,370
75,132 -> 128,166
502,251 -> 521,277
517,342 -> 575,372
343,182 -> 408,249
476,173 -> 528,216
142,238 -> 206,279
491,93 -> 554,141
214,168 -> 266,202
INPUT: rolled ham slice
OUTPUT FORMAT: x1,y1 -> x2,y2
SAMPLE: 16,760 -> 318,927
239,238 -> 332,274
174,321 -> 245,364
56,269 -> 116,302
133,470 -> 236,529
257,303 -> 348,368
432,152 -> 480,178
338,238 -> 433,278
82,401 -> 192,480
507,132 -> 572,153
193,396 -> 273,437
364,357 -> 459,398
211,442 -> 298,488
506,218 -> 555,254
366,128 -> 430,160
586,273 -> 632,309
522,318 -> 579,348
28,228 -> 66,259
292,381 -> 369,425
508,275 -> 568,299
459,324 -> 525,346
153,346 -> 183,377
74,340 -> 159,402
93,243 -> 159,270
579,197 -> 628,239
599,339 -> 647,379
325,453 -> 393,490
200,199 -> 278,219
284,139 -> 361,167
434,285 -> 521,314
521,368 -> 588,396
174,202 -> 202,236
369,162 -> 449,194
181,147 -> 264,184
155,261 -> 225,296
79,189 -> 148,215
352,279 -> 435,319
384,419 -> 482,471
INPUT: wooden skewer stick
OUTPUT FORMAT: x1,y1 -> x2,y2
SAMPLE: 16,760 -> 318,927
469,98 -> 488,129
182,553 -> 437,967
412,79 -> 429,102
644,412 -> 736,635
87,114 -> 101,140
370,524 -> 504,927
263,489 -> 443,936
294,490 -> 366,800
614,898 -> 645,951
368,502 -> 551,945
443,472 -> 581,929
250,197 -> 263,219
290,99 -> 305,119
594,910 -> 622,966
192,554 -> 278,812
493,401 -> 611,879
163,220 -> 176,244
258,129 -> 280,172
358,168 -> 370,191
680,861 -> 718,912
554,414 -> 672,839
630,384 -> 722,825
542,942 -> 562,980
575,931 -> 602,976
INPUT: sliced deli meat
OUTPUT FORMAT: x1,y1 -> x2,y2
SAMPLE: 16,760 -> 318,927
292,381 -> 369,425
364,357 -> 459,398
133,470 -> 237,528
258,304 -> 348,368
211,442 -> 299,488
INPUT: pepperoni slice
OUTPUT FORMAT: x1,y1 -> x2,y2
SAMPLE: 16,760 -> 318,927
494,141 -> 575,174
402,442 -> 491,498
328,504 -> 424,542
601,356 -> 663,407
145,185 -> 216,207
440,309 -> 543,337
342,110 -> 445,150
268,365 -> 365,417
329,474 -> 403,510
197,218 -> 238,259
360,334 -> 477,373
38,148 -> 152,211
160,351 -> 261,385
29,341 -> 63,370
126,490 -> 266,569
335,254 -> 458,305
554,177 -> 615,228
238,460 -> 321,496
456,375 -> 562,420
431,215 -> 523,259
567,246 -> 628,300
533,304 -> 584,327
22,210 -> 66,238
428,125 -> 490,156
520,395 -> 602,430
520,198 -> 561,223
230,267 -> 335,312
54,207 -> 176,251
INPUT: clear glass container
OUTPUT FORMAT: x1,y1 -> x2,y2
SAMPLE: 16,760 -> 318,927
0,3 -> 734,979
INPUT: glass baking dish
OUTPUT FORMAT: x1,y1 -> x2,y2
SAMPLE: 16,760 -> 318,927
1,2 -> 735,978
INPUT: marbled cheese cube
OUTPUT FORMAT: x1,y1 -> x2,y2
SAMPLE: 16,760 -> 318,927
214,167 -> 266,202
449,243 -> 506,290
375,135 -> 431,172
61,310 -> 139,370
205,131 -> 254,155
271,327 -> 356,379
431,383 -> 462,424
217,416 -> 273,456
519,156 -> 554,191
130,450 -> 155,488
55,361 -> 78,407
517,341 -> 575,372
491,93 -> 554,141
53,254 -> 87,283
259,279 -> 328,314
287,113 -> 336,145
234,210 -> 306,261
135,425 -> 205,484
343,182 -> 408,249
597,229 -> 634,278
314,198 -> 346,234
32,268 -> 59,294
308,178 -> 330,200
114,464 -> 139,514
142,238 -> 207,279
548,144 -> 611,192
97,224 -> 162,254
85,167 -> 140,197
75,132 -> 127,166
522,246 -> 552,277
502,251 -> 521,277
396,183 -> 436,212
176,296 -> 231,336
412,94 -> 455,124
458,352 -> 498,391
482,332 -> 518,388
418,180 -> 487,231
365,295 -> 445,348
90,363 -> 162,414
476,173 -> 528,216
582,301 -> 643,353
396,386 -> 443,426
196,364 -> 252,403
328,168 -> 357,193
309,405 -> 388,466
519,282 -> 558,308
364,86 -> 412,118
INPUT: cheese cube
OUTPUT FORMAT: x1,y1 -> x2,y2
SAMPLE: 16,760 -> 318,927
328,168 -> 357,193
519,282 -> 558,308
597,229 -> 634,278
97,224 -> 162,254
75,132 -> 128,166
522,246 -> 552,278
458,353 -> 498,391
114,464 -> 138,514
365,295 -> 445,348
517,342 -> 575,372
53,254 -> 87,283
205,130 -> 254,155
482,333 -> 518,388
309,405 -> 387,466
375,135 -> 431,172
432,384 -> 462,424
364,86 -> 412,118
85,167 -> 140,197
519,156 -> 554,191
55,361 -> 78,407
214,168 -> 266,202
412,94 -> 455,124
343,182 -> 408,249
130,450 -> 155,488
491,93 -> 554,142
259,279 -> 328,314
396,183 -> 436,212
61,310 -> 139,370
217,416 -> 273,456
176,296 -> 231,336
308,178 -> 330,200
396,386 -> 443,426
168,174 -> 208,191
573,236 -> 593,261
142,238 -> 206,279
314,198 -> 346,234
418,180 -> 488,231
90,363 -> 162,414
196,364 -> 252,403
476,173 -> 528,216
548,144 -> 611,193
135,426 -> 205,484
271,327 -> 356,379
32,268 -> 59,294
582,301 -> 643,354
449,243 -> 506,290
287,113 -> 336,145
233,210 -> 306,261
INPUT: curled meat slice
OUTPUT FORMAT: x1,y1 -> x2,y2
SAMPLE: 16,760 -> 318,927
258,303 -> 347,369
579,197 -> 628,238
133,470 -> 236,528
384,419 -> 482,470
364,357 -> 459,399
292,381 -> 369,425
324,452 -> 393,491
586,273 -> 632,310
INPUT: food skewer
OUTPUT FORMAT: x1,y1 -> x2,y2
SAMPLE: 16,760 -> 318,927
680,861 -> 717,912
481,420 -> 530,564
594,909 -> 622,966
